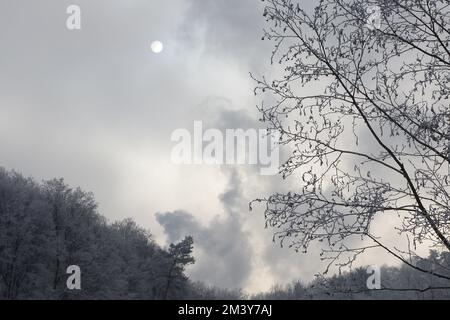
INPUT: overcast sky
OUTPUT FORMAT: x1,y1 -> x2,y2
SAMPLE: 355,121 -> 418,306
0,0 -> 406,293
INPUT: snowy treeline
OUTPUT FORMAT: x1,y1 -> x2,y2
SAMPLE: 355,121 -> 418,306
1,168 -> 449,300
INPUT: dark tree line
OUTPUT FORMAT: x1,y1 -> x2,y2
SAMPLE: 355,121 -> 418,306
253,251 -> 450,300
1,167 -> 450,299
0,168 -> 195,299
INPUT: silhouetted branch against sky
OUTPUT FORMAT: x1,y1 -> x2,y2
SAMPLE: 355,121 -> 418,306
252,0 -> 450,283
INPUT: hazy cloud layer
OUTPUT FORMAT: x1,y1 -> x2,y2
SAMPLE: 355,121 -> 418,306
0,0 -> 401,293
156,169 -> 253,289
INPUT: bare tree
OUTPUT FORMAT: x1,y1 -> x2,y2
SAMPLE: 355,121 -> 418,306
252,0 -> 450,285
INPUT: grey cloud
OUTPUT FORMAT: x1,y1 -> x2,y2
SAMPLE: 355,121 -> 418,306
193,97 -> 263,130
156,168 -> 253,289
180,0 -> 271,72
155,210 -> 202,244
